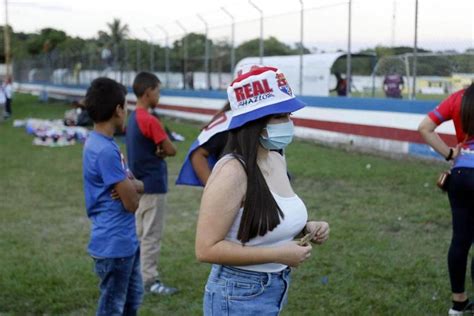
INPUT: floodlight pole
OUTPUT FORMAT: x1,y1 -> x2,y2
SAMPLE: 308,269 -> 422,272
156,24 -> 170,88
299,0 -> 304,95
391,0 -> 397,47
221,7 -> 235,75
197,14 -> 210,90
249,0 -> 263,64
346,0 -> 352,97
412,0 -> 418,99
4,0 -> 11,77
143,27 -> 154,72
176,21 -> 188,89
135,39 -> 141,71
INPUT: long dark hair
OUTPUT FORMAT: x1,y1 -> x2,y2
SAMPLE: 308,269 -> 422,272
461,83 -> 474,137
224,115 -> 284,243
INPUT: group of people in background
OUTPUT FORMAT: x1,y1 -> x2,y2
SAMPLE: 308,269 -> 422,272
80,63 -> 472,316
330,71 -> 404,98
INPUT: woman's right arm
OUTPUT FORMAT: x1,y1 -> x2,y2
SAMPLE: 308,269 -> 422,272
195,159 -> 311,267
418,116 -> 456,159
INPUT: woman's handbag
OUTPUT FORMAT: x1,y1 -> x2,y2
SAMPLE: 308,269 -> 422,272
436,170 -> 451,192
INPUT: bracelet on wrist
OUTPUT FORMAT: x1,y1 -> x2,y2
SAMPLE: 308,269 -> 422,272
445,148 -> 454,161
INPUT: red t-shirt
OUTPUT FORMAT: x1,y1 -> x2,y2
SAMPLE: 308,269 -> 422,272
126,107 -> 169,194
428,89 -> 466,144
135,108 -> 167,145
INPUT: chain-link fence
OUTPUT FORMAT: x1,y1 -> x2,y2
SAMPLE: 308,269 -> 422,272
10,0 -> 474,99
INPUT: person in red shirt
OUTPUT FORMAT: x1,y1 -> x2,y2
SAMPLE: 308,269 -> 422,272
418,83 -> 474,315
125,72 -> 178,295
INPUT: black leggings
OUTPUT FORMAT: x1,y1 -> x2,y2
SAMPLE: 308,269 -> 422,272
447,167 -> 474,293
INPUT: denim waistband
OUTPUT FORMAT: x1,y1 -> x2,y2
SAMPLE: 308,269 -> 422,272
211,264 -> 290,283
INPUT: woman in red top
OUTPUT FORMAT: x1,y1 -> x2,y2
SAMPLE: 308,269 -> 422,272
418,83 -> 474,315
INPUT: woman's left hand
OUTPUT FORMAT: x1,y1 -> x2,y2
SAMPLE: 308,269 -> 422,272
305,221 -> 330,245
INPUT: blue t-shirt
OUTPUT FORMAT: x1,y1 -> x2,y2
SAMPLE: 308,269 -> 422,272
82,131 -> 139,258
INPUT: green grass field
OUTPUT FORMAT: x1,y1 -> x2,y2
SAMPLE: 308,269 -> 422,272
0,94 -> 469,315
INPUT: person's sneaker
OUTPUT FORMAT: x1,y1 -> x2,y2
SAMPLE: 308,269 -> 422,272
448,301 -> 474,315
147,280 -> 178,295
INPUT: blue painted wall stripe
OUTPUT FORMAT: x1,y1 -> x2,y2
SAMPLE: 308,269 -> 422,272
20,81 -> 439,115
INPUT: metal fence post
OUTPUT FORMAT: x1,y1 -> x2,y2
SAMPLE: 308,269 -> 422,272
176,21 -> 188,89
136,39 -> 140,72
299,0 -> 304,95
221,7 -> 235,76
156,25 -> 170,88
143,28 -> 154,72
346,0 -> 352,97
249,0 -> 263,64
412,0 -> 418,99
198,14 -> 210,90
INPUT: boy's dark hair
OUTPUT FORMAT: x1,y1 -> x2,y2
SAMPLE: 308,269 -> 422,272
461,83 -> 474,136
133,72 -> 161,98
85,77 -> 127,123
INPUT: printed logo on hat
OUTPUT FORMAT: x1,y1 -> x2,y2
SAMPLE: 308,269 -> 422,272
234,78 -> 275,108
276,73 -> 293,97
226,65 -> 305,128
228,66 -> 289,113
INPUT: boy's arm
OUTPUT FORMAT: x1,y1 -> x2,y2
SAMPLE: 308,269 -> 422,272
97,148 -> 140,212
114,178 -> 140,213
131,179 -> 144,193
156,138 -> 177,157
138,114 -> 177,157
111,179 -> 143,199
190,147 -> 211,185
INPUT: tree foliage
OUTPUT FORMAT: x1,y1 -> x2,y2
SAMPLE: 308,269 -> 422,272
7,20 -> 474,76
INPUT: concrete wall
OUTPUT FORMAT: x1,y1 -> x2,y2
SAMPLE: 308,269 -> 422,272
15,82 -> 454,160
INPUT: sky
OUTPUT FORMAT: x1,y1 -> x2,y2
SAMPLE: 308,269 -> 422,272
6,0 -> 474,52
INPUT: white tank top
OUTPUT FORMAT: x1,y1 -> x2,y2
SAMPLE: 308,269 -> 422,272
216,155 -> 308,272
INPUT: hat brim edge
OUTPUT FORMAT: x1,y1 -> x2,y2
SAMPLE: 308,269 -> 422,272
228,98 -> 306,130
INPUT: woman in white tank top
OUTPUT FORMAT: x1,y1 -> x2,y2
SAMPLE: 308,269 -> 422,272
195,66 -> 330,315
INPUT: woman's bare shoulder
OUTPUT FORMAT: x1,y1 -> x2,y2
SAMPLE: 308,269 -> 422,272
207,156 -> 247,191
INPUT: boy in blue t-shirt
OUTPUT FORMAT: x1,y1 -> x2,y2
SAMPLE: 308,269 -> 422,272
83,77 -> 145,315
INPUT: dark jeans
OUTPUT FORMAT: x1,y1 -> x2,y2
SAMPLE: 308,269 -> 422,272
447,167 -> 474,293
5,98 -> 11,115
93,248 -> 143,316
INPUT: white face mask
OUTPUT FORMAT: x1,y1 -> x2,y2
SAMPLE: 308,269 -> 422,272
259,120 -> 294,150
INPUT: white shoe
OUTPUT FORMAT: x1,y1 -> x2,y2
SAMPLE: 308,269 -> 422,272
449,308 -> 464,315
147,280 -> 178,295
449,304 -> 474,315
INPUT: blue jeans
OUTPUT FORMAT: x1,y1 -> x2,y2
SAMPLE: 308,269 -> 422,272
203,265 -> 291,316
93,248 -> 143,316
